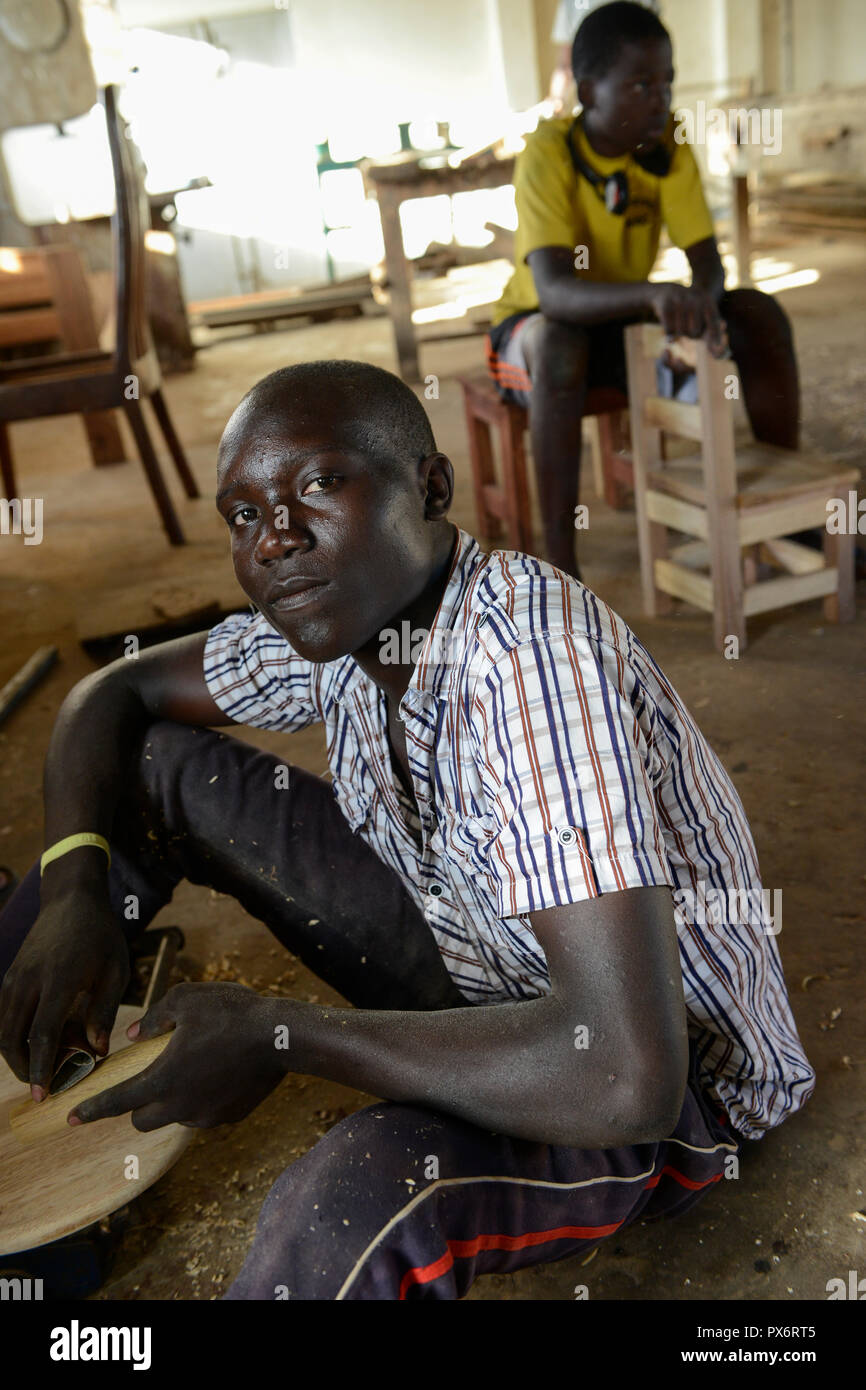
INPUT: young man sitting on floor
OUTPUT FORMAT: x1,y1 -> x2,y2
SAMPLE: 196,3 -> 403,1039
0,361 -> 812,1300
487,0 -> 799,579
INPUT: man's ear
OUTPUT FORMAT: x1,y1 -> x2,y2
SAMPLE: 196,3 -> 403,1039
421,453 -> 453,520
576,78 -> 594,111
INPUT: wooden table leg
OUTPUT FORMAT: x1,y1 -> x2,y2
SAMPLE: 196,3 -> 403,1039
82,410 -> 126,465
733,172 -> 752,288
376,185 -> 419,382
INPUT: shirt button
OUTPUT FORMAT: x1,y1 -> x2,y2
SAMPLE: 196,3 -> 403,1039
557,827 -> 577,846
428,883 -> 443,897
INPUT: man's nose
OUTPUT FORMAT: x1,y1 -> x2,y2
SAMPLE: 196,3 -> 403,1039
254,512 -> 304,562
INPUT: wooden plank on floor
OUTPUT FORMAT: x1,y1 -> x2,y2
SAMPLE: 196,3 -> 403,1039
190,283 -> 374,329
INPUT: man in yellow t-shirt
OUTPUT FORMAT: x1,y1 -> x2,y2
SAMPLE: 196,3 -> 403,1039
487,0 -> 799,579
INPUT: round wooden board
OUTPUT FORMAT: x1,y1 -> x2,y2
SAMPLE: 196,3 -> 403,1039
0,1005 -> 193,1255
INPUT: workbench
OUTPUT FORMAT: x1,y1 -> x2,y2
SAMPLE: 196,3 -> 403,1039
367,153 -> 515,382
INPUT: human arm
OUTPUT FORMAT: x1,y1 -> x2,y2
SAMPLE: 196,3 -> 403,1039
268,883 -> 690,1146
686,234 -> 726,302
528,244 -> 725,351
72,884 -> 689,1149
75,630 -> 691,1149
0,631 -> 235,1090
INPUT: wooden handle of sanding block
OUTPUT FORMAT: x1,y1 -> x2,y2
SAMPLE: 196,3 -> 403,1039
8,1032 -> 173,1146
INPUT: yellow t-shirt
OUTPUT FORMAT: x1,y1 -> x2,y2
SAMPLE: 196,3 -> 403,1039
493,115 -> 714,325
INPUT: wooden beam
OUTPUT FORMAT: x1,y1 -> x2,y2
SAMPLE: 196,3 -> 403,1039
0,646 -> 58,725
669,539 -> 710,569
42,247 -> 126,466
822,529 -> 855,623
646,488 -> 709,538
0,307 -> 59,347
759,536 -> 825,574
625,324 -> 672,615
654,559 -> 715,611
375,183 -> 418,381
695,338 -> 745,651
742,567 -> 837,616
644,395 -> 704,441
738,495 -> 829,544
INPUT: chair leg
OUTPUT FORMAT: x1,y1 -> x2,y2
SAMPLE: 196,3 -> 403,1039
0,424 -> 16,498
645,515 -> 674,617
499,407 -> 532,551
123,398 -> 186,545
597,414 -> 633,510
149,389 -> 199,498
823,527 -> 855,623
708,531 -> 746,655
597,415 -> 621,509
583,418 -> 605,498
463,401 -> 502,544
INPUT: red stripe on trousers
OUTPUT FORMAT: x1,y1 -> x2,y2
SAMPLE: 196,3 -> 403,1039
397,1164 -> 723,1298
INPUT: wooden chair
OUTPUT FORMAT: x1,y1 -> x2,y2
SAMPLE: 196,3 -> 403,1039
0,242 -> 126,467
458,374 -> 634,552
624,323 -> 858,652
0,87 -> 198,544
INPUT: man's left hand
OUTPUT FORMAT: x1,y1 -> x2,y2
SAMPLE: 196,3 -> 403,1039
69,982 -> 287,1132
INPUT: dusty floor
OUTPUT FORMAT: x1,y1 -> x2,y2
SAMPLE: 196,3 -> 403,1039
0,231 -> 863,1302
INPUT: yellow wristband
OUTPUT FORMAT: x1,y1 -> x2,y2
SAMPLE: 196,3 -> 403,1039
40,833 -> 111,876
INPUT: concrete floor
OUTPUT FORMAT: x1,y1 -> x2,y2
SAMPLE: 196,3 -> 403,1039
0,232 -> 863,1301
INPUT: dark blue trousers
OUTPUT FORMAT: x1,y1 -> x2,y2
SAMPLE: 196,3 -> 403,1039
0,721 -> 738,1299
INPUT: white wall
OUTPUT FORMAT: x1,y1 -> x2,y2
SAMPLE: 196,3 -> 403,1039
664,0 -> 866,96
663,0 -> 734,95
791,0 -> 866,92
289,0 -> 523,129
116,0 -> 274,21
835,0 -> 866,86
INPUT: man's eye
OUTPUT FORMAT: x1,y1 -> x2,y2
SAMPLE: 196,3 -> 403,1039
303,475 -> 339,494
229,507 -> 257,528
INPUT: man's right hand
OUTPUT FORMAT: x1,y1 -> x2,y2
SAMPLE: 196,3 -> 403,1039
648,283 -> 726,356
0,886 -> 130,1097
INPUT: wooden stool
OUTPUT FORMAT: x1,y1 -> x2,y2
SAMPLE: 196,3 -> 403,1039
458,374 -> 633,552
624,323 -> 859,652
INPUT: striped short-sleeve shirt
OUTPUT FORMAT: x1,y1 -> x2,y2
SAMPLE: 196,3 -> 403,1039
203,526 -> 814,1139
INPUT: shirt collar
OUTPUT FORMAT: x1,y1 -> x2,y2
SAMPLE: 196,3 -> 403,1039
331,526 -> 486,707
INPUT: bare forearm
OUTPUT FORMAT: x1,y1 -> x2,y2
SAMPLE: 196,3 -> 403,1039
41,668 -> 148,899
539,277 -> 654,326
691,260 -> 725,302
274,995 -> 673,1148
687,236 -> 726,302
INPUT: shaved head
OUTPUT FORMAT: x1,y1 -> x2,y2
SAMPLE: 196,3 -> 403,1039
220,359 -> 437,478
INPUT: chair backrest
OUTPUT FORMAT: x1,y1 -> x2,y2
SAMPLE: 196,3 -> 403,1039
0,247 -> 62,349
0,243 -> 99,355
101,85 -> 153,370
624,322 -> 739,503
